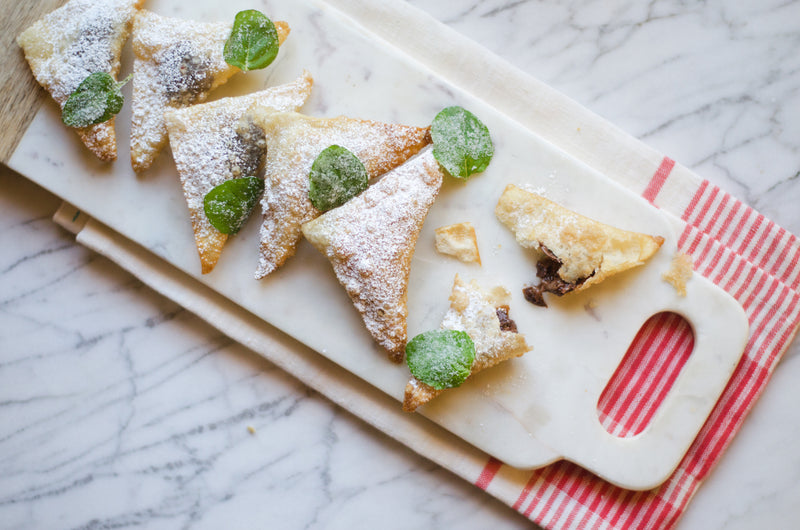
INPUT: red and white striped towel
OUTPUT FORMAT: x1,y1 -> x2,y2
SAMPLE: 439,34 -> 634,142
468,157 -> 800,529
52,3 -> 799,528
318,5 -> 800,525
63,93 -> 799,530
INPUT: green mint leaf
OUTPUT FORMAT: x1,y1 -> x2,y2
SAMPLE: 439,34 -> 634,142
406,330 -> 476,390
431,106 -> 493,179
308,145 -> 369,211
203,177 -> 265,235
62,72 -> 132,128
224,10 -> 279,72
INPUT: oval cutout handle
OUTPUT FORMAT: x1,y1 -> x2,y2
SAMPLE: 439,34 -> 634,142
567,274 -> 748,490
598,312 -> 695,438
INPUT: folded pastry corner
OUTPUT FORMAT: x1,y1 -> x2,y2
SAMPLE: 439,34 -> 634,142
246,109 -> 432,279
403,274 -> 531,412
130,10 -> 290,172
165,71 -> 313,274
495,184 -> 664,306
302,149 -> 443,363
17,0 -> 145,161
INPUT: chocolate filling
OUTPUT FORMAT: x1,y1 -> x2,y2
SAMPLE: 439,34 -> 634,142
495,305 -> 518,333
522,286 -> 547,307
68,19 -> 114,71
158,41 -> 214,104
229,119 -> 267,178
523,244 -> 593,307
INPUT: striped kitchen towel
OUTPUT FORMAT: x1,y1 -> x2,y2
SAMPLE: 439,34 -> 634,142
51,2 -> 799,528
63,153 -> 798,529
321,3 -> 800,526
468,158 -> 800,529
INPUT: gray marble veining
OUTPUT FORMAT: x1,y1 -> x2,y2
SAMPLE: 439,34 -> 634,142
412,0 -> 800,239
2,0 -> 799,529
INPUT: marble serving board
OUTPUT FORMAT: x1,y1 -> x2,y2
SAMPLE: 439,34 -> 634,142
8,0 -> 749,490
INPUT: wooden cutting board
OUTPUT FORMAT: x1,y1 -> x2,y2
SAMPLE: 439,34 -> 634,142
0,0 -> 66,163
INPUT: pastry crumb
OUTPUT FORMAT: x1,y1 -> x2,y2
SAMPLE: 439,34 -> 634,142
662,252 -> 694,296
435,222 -> 481,264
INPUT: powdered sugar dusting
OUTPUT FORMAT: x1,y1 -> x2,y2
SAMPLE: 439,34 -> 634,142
17,0 -> 142,160
302,149 -> 443,360
249,110 -> 431,278
75,119 -> 117,161
130,10 -> 235,171
403,275 -> 530,411
165,72 -> 313,272
403,276 -> 531,411
130,12 -> 291,171
441,276 -> 525,372
18,0 -> 140,103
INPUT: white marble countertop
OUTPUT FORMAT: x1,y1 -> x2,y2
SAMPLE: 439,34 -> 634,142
2,0 -> 798,528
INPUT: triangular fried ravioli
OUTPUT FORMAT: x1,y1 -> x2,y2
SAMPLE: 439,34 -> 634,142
165,72 -> 313,274
244,108 -> 432,279
17,0 -> 144,161
403,275 -> 531,412
130,10 -> 290,172
302,149 -> 443,363
495,184 -> 664,305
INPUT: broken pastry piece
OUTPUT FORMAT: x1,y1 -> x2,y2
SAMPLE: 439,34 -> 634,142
302,149 -> 444,363
17,0 -> 144,161
130,10 -> 290,172
245,108 -> 432,279
403,275 -> 531,412
435,222 -> 481,264
165,71 -> 313,274
662,252 -> 694,297
495,184 -> 664,306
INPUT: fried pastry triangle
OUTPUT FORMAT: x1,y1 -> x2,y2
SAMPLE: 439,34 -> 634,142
302,149 -> 443,362
165,72 -> 314,274
496,184 -> 664,305
17,0 -> 144,161
403,275 -> 531,412
130,10 -> 290,172
244,108 -> 432,279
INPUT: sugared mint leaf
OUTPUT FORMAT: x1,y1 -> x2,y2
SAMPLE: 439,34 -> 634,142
406,330 -> 476,390
308,145 -> 368,211
62,72 -> 131,128
431,106 -> 493,179
203,177 -> 264,235
224,10 -> 279,72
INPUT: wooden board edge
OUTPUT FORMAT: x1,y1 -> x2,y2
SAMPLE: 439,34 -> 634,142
0,0 -> 67,164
